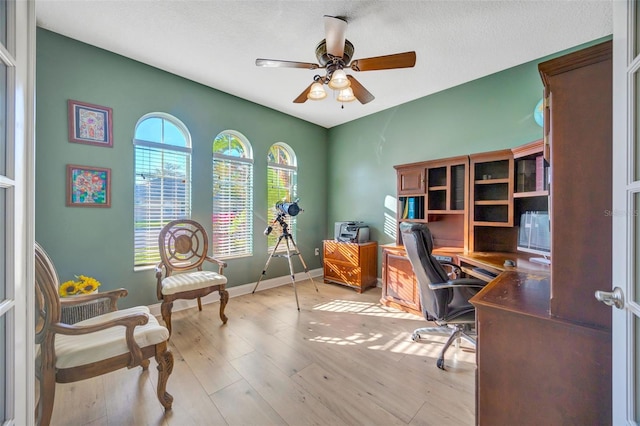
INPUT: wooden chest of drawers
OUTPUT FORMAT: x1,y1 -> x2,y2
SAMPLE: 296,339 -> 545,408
323,240 -> 377,293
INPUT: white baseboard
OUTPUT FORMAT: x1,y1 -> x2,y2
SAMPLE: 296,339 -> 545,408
149,268 -> 324,317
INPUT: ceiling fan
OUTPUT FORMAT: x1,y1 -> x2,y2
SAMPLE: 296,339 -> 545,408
255,15 -> 417,105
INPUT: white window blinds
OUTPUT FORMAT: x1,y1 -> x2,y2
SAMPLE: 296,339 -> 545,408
134,115 -> 191,267
212,131 -> 254,258
267,143 -> 297,251
267,164 -> 297,250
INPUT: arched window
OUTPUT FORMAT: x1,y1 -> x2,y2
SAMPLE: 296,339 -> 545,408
212,130 -> 254,258
133,113 -> 192,267
267,143 -> 298,251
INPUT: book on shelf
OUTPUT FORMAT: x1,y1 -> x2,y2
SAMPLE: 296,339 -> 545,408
408,197 -> 415,219
402,198 -> 409,219
536,156 -> 545,191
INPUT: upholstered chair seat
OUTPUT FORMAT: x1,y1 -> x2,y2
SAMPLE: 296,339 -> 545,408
51,306 -> 169,369
161,271 -> 227,296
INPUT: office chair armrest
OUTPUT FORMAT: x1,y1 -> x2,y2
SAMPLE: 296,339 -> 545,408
429,278 -> 486,290
439,261 -> 462,279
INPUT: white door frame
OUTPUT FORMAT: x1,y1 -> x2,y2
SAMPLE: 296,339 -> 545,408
1,0 -> 36,424
611,0 -> 639,423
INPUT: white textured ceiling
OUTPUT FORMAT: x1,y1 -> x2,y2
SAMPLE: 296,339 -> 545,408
35,0 -> 613,129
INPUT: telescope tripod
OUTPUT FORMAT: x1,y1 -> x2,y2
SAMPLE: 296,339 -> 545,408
252,220 -> 318,310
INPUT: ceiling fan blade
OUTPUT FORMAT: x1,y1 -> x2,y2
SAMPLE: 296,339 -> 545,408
350,51 -> 417,71
293,82 -> 314,103
256,58 -> 320,70
324,15 -> 347,58
347,75 -> 375,104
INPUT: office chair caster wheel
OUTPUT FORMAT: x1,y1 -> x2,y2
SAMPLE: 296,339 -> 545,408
436,358 -> 445,370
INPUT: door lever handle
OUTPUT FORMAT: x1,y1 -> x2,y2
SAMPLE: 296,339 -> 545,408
595,287 -> 625,310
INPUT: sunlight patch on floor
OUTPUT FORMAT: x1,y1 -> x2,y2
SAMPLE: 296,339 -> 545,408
309,332 -> 383,346
312,299 -> 421,320
308,298 -> 474,363
364,330 -> 458,358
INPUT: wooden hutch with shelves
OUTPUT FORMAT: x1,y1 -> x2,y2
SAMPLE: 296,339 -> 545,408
381,40 -> 612,425
383,156 -> 469,315
471,41 -> 612,425
382,142 -> 549,313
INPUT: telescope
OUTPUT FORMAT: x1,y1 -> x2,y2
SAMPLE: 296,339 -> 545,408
254,198 -> 317,309
264,199 -> 302,235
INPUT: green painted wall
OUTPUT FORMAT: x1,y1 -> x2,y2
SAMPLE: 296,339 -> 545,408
35,29 -> 328,308
326,36 -> 611,274
36,27 -> 610,307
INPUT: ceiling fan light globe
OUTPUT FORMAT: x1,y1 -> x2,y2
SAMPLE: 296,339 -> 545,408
307,82 -> 327,100
328,69 -> 350,90
337,87 -> 356,102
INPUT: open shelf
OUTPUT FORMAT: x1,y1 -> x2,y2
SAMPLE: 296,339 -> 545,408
469,149 -> 515,249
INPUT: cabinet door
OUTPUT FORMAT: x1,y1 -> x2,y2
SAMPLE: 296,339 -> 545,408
540,42 -> 612,329
397,166 -> 424,194
426,165 -> 448,212
381,249 -> 421,315
425,157 -> 468,214
470,150 -> 514,227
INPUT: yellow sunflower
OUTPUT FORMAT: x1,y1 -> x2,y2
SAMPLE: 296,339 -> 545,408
77,275 -> 101,294
59,280 -> 78,297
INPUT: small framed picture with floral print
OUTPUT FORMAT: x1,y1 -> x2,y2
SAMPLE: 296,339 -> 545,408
67,99 -> 113,147
66,164 -> 111,207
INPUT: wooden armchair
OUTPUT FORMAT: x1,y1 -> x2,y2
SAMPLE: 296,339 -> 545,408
35,242 -> 173,426
155,219 -> 229,335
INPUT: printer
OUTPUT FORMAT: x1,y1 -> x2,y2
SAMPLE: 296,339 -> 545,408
334,221 -> 370,243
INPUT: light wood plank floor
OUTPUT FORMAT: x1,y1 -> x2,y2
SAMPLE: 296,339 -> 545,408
49,281 -> 476,426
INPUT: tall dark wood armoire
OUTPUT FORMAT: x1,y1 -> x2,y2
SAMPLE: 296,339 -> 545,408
473,41 -> 612,425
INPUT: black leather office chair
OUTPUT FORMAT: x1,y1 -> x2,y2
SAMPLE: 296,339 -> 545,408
400,222 -> 486,370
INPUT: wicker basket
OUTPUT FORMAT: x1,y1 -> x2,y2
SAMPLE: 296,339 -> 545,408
60,296 -> 113,324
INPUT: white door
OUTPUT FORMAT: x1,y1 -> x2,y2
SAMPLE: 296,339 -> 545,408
0,0 -> 35,424
609,1 -> 640,423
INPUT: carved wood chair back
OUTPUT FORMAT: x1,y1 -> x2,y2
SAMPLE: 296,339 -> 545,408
156,219 -> 229,335
158,219 -> 209,274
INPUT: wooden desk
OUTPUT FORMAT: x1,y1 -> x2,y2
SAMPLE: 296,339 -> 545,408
457,251 -> 549,282
470,264 -> 610,425
380,244 -> 463,316
379,247 -> 548,315
382,245 -> 609,424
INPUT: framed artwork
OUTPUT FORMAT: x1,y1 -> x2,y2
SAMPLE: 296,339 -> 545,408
66,164 -> 111,207
67,100 -> 113,147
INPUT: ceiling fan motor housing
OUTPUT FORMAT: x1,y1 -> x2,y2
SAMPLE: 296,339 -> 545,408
315,39 -> 354,67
